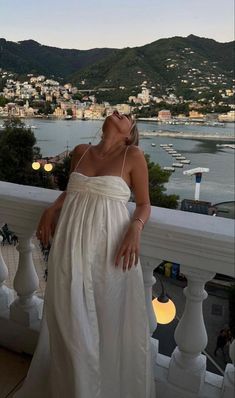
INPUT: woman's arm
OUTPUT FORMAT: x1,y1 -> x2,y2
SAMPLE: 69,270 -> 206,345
36,145 -> 85,246
115,147 -> 151,271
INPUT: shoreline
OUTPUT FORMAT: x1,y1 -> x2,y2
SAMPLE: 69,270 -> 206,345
140,132 -> 235,142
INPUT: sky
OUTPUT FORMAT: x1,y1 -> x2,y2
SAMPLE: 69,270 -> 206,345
0,0 -> 234,50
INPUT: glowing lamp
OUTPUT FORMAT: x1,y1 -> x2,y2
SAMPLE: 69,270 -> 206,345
32,161 -> 41,170
152,273 -> 176,324
152,296 -> 176,324
44,163 -> 53,172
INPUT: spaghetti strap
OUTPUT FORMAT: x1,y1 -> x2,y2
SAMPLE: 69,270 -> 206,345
74,145 -> 91,171
120,146 -> 129,178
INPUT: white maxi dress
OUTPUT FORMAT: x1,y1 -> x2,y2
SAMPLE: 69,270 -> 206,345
14,149 -> 155,398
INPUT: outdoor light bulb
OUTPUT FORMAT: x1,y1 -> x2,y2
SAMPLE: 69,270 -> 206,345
44,163 -> 53,172
32,161 -> 41,170
152,297 -> 176,325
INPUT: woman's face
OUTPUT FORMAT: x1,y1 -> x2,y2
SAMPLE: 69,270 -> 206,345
102,111 -> 133,138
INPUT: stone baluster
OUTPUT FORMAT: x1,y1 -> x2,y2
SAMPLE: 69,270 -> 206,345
222,339 -> 235,398
10,235 -> 43,327
140,256 -> 159,335
168,266 -> 215,395
0,236 -> 14,311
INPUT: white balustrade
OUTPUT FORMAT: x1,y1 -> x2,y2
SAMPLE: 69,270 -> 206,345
222,340 -> 235,398
0,181 -> 234,397
10,236 -> 42,327
168,266 -> 215,394
140,256 -> 158,334
0,236 -> 14,312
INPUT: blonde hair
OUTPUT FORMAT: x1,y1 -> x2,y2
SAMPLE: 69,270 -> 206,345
125,114 -> 139,146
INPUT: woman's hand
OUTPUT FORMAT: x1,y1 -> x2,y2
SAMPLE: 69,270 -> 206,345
36,207 -> 59,248
115,222 -> 142,271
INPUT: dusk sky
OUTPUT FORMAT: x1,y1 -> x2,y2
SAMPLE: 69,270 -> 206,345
1,0 -> 234,50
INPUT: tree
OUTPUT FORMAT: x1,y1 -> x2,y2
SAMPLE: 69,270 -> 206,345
66,108 -> 73,116
0,96 -> 8,107
53,155 -> 72,190
0,117 -> 53,188
145,154 -> 179,209
229,284 -> 235,336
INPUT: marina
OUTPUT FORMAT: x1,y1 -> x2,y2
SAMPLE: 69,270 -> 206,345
11,118 -> 234,203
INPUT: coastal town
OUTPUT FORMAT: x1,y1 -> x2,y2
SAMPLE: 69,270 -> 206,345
0,69 -> 235,123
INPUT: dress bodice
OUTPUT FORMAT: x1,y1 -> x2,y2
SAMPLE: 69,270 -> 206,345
67,172 -> 131,202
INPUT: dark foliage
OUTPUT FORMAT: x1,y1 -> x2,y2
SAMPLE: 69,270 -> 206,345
145,154 -> 179,209
0,117 -> 53,187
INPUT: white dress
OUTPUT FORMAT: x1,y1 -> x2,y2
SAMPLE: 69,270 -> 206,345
14,153 -> 155,398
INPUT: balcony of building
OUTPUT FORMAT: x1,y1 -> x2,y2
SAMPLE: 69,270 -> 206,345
0,180 -> 234,398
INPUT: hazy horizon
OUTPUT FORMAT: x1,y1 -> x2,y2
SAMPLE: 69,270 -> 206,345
1,33 -> 234,52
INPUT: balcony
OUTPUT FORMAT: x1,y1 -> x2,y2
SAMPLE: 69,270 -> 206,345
0,180 -> 234,398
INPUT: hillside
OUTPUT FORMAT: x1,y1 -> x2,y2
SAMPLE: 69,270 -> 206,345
0,35 -> 234,93
0,38 -> 115,78
70,35 -> 234,91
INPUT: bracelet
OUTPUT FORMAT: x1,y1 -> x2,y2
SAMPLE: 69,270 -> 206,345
133,217 -> 145,230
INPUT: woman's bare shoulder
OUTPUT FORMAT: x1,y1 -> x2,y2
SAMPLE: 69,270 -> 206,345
127,145 -> 145,160
73,143 -> 90,156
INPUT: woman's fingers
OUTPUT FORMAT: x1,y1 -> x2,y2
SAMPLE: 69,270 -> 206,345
36,218 -> 51,247
122,250 -> 131,271
115,247 -> 139,271
134,249 -> 139,266
128,252 -> 135,270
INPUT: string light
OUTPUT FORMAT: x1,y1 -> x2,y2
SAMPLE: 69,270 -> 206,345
32,161 -> 41,170
44,163 -> 53,172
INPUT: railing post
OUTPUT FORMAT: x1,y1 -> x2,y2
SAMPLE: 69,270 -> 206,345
222,340 -> 235,398
10,235 -> 42,327
0,236 -> 14,311
141,256 -> 158,335
168,266 -> 215,394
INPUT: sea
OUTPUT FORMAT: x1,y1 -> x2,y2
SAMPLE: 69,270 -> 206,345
29,118 -> 234,205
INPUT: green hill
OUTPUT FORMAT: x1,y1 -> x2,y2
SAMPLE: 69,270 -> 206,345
0,38 -> 115,78
0,35 -> 234,93
70,35 -> 234,91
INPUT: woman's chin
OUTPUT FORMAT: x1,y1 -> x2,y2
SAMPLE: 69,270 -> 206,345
103,116 -> 116,131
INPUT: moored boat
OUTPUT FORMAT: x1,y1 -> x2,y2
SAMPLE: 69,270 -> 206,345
180,159 -> 191,164
172,162 -> 184,168
163,166 -> 175,172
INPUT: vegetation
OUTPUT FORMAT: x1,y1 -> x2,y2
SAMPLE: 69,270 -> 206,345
228,284 -> 235,336
0,36 -> 233,97
0,118 -> 53,188
0,95 -> 9,107
71,35 -> 233,91
94,88 -> 136,105
145,154 -> 179,209
52,156 -> 72,191
135,102 -> 190,118
0,38 -> 114,78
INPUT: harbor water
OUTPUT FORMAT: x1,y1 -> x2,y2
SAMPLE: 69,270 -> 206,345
29,119 -> 234,204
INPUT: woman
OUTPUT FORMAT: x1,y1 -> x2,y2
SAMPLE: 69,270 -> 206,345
14,111 -> 155,398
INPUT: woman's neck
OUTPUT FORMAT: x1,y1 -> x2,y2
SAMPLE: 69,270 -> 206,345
97,138 -> 126,156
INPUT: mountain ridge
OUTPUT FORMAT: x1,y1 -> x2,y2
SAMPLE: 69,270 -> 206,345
0,36 -> 234,93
